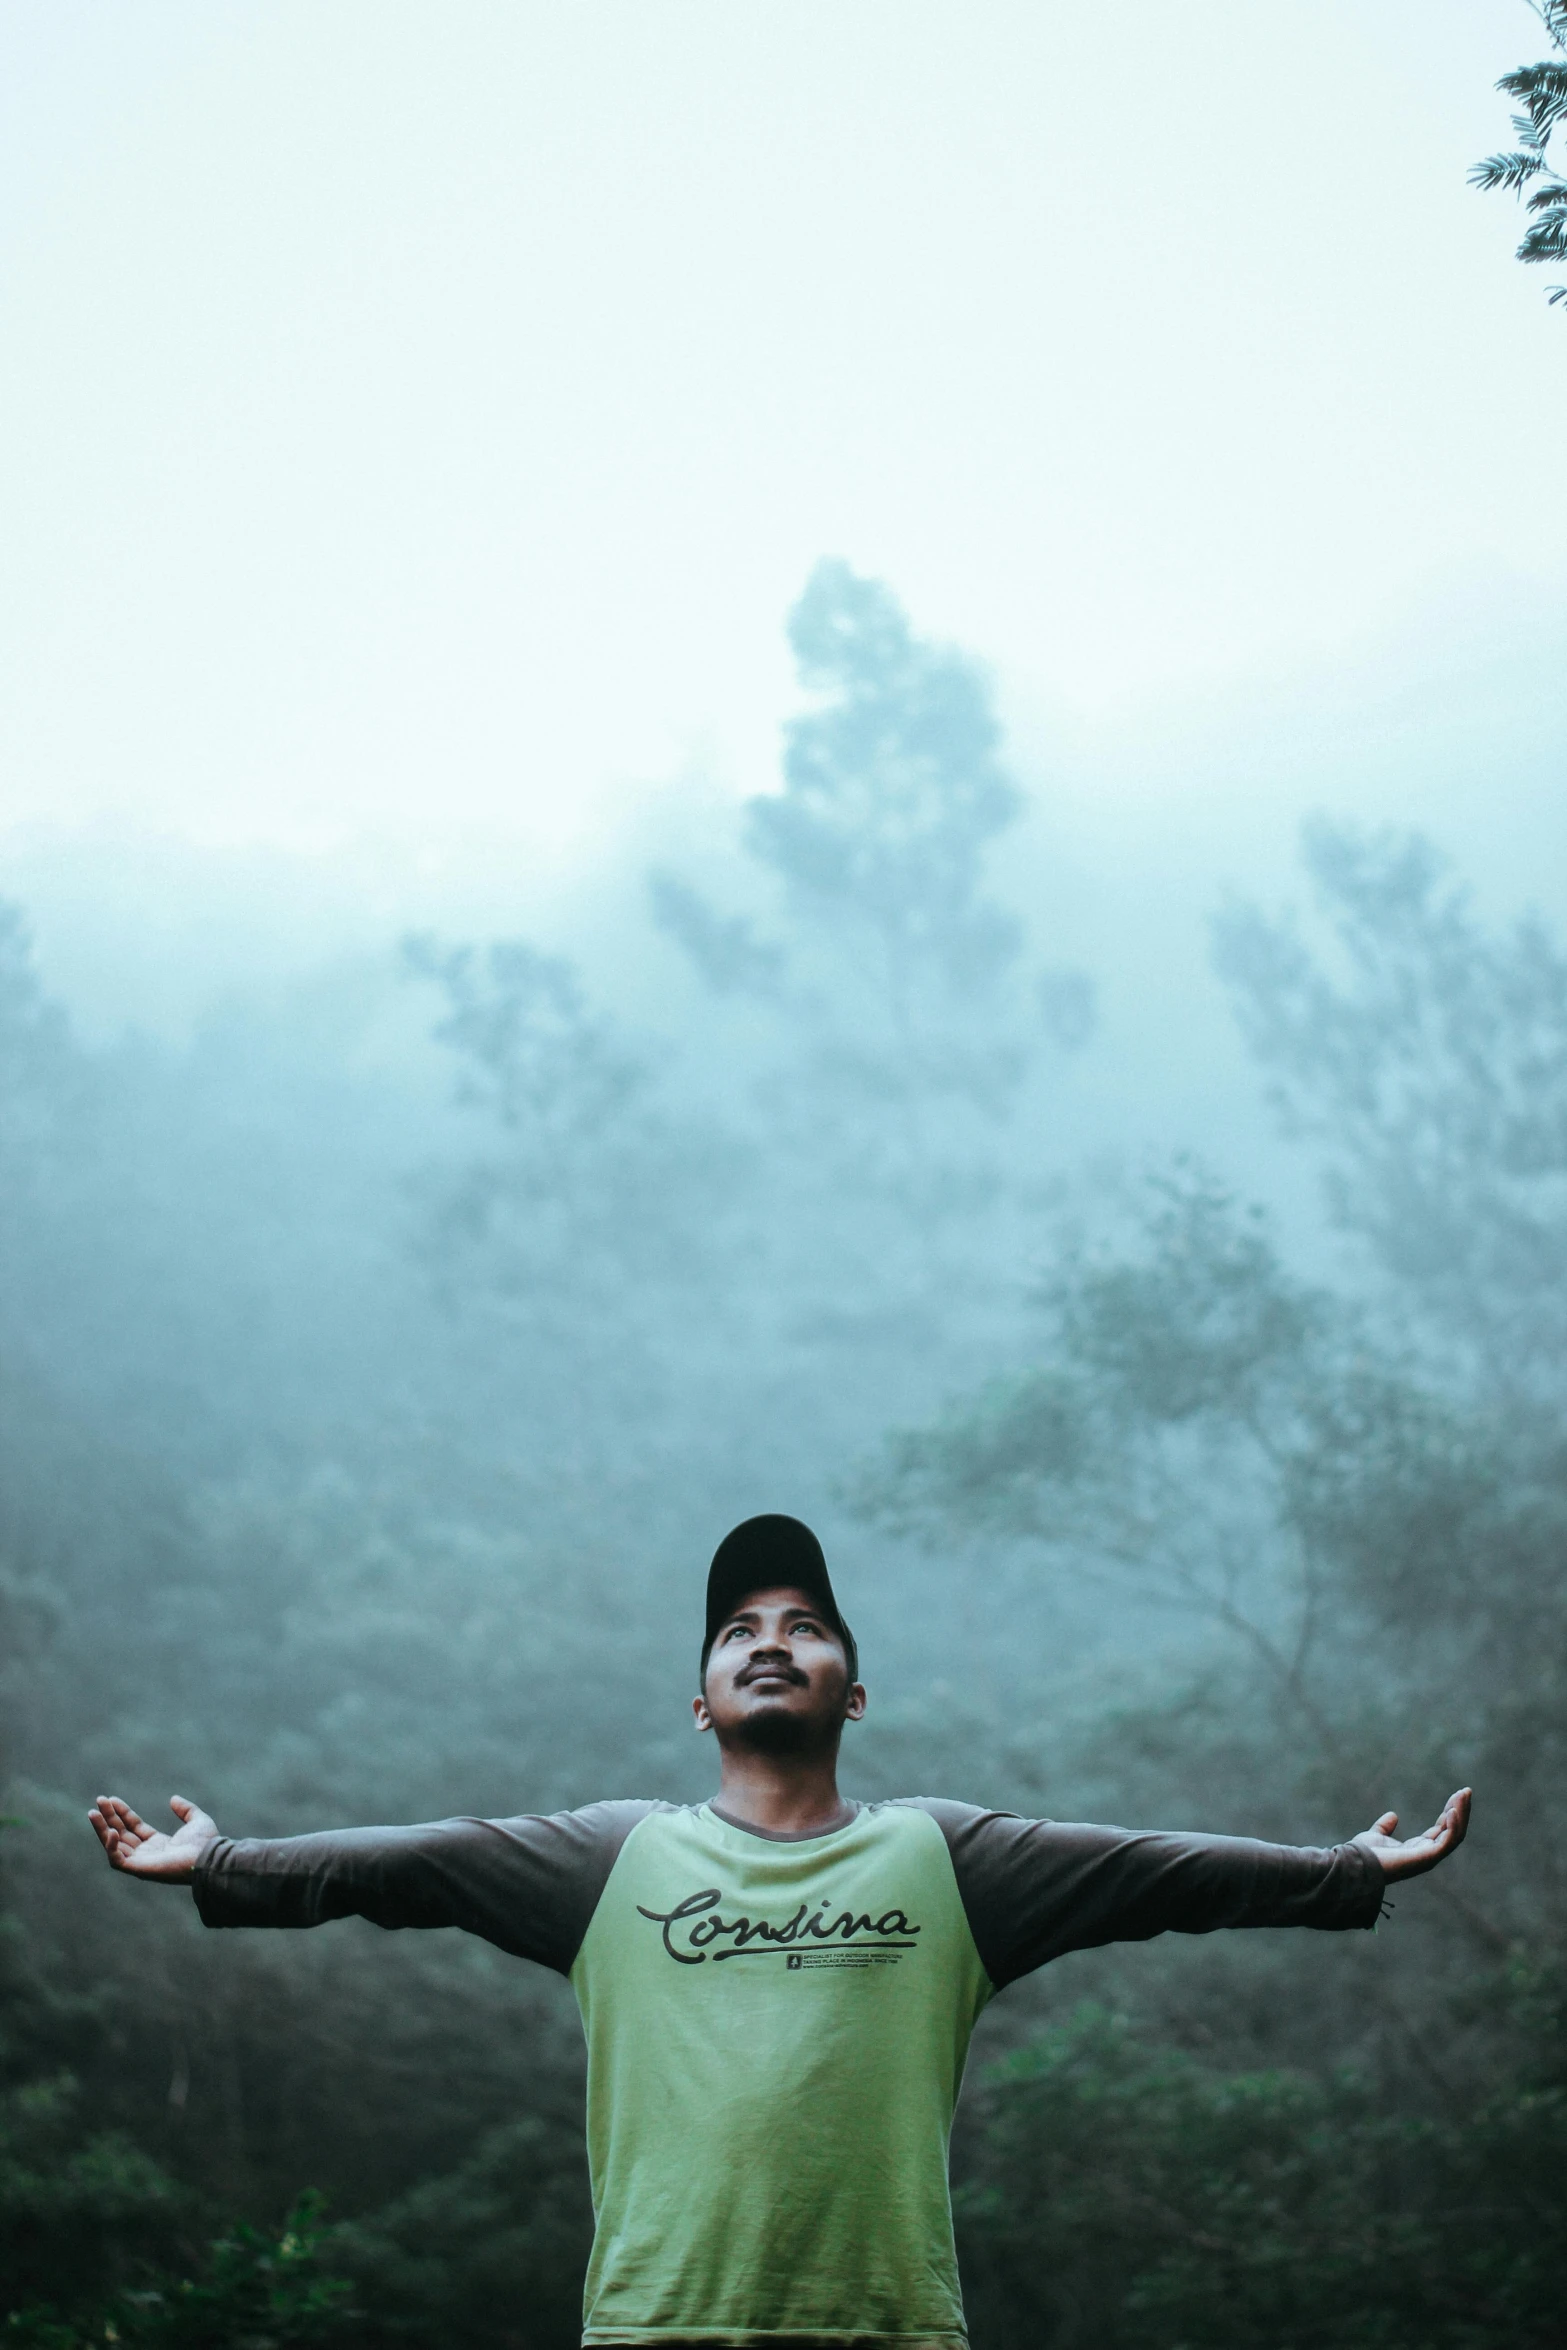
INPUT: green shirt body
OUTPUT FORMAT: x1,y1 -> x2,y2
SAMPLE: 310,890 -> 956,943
193,1790 -> 1385,2346
573,1801 -> 987,2346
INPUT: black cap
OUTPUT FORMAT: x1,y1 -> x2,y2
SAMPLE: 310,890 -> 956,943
702,1514 -> 858,1683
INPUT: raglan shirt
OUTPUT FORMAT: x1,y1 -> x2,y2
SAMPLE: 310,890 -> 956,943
193,1800 -> 1384,2349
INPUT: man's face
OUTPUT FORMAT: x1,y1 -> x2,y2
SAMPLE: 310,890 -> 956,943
693,1584 -> 866,1748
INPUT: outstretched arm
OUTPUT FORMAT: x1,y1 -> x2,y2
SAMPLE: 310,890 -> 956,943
905,1784 -> 1474,1990
1352,1787 -> 1471,1880
87,1789 -> 661,1974
89,1794 -> 219,1881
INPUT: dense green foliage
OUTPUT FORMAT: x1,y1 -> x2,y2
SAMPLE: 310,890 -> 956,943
956,1998 -> 1566,2350
2,566 -> 1563,2343
6,2194 -> 353,2350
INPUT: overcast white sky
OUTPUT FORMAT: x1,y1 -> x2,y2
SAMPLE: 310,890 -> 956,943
1,2 -> 1562,1028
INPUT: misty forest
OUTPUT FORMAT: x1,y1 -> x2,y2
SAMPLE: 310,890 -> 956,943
7,1 -> 1567,2339
2,550 -> 1564,2350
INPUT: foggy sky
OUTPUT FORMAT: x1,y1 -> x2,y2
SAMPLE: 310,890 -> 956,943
1,1 -> 1563,1034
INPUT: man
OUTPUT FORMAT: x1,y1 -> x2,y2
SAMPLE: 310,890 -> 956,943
91,1513 -> 1470,2350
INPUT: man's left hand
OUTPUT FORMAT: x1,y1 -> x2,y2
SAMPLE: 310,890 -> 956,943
1354,1787 -> 1471,1880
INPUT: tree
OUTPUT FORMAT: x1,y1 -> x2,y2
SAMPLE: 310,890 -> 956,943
754,558 -> 1023,1009
0,906 -> 100,1350
1212,820 -> 1567,1391
401,932 -> 746,1353
653,561 -> 1093,1133
853,1166 -> 1451,1774
1471,1 -> 1567,303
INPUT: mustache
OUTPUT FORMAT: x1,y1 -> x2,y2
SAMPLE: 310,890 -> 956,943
737,1657 -> 809,1687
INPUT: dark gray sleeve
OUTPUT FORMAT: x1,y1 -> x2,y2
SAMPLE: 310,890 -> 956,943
190,1799 -> 662,1974
899,1799 -> 1386,1989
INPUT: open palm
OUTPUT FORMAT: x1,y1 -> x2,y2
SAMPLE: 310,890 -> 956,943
88,1794 -> 219,1881
1354,1787 -> 1471,1881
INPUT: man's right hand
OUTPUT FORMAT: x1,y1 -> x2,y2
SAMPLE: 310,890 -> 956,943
89,1794 -> 220,1881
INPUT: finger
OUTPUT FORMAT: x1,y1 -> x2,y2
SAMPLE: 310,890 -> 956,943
104,1798 -> 152,1842
91,1801 -> 129,1839
1434,1789 -> 1472,1848
1372,1812 -> 1398,1836
171,1798 -> 216,1842
170,1796 -> 194,1824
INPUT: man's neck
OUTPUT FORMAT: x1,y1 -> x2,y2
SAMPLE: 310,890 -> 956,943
710,1743 -> 852,1838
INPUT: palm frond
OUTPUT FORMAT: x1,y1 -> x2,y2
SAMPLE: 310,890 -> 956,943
1498,61 -> 1567,137
1519,213 -> 1567,262
1498,61 -> 1567,99
1469,148 -> 1546,192
1475,17 -> 1567,305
